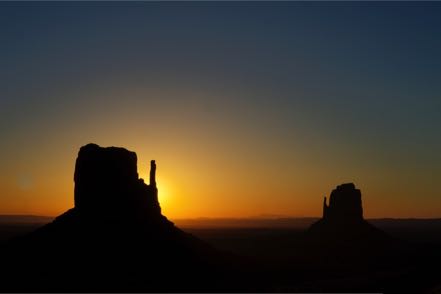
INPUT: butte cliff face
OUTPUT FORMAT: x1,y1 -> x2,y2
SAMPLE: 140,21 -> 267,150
1,143 -> 239,292
322,183 -> 363,223
35,143 -> 175,233
73,143 -> 161,220
306,183 -> 394,261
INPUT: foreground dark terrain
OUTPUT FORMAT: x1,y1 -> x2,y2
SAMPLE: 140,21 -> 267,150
1,216 -> 440,293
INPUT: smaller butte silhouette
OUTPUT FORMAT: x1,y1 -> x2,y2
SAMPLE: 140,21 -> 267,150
308,183 -> 386,240
306,183 -> 395,262
1,144 -> 238,292
322,183 -> 363,222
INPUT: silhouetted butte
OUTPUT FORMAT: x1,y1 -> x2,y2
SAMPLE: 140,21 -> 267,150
1,143 -> 243,292
308,183 -> 388,240
305,183 -> 396,264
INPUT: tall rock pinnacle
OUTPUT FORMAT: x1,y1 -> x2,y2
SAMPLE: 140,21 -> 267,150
150,160 -> 157,188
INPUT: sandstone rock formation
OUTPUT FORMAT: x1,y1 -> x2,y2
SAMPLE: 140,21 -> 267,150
1,143 -> 240,292
307,183 -> 393,260
322,183 -> 363,222
73,143 -> 161,219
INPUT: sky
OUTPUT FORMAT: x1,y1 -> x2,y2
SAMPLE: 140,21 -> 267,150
0,2 -> 440,219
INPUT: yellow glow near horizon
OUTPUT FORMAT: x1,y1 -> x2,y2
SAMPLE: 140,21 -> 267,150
0,130 -> 440,219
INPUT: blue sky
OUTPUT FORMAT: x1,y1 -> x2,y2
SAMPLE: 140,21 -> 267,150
0,2 -> 440,217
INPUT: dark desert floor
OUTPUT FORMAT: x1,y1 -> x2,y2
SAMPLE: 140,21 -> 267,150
1,216 -> 440,293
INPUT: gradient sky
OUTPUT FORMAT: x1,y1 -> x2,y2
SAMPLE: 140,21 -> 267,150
0,2 -> 440,218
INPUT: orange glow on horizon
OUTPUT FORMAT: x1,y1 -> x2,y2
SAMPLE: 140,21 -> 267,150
0,126 -> 440,219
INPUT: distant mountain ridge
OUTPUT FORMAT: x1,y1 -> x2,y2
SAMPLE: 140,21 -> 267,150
1,214 -> 440,229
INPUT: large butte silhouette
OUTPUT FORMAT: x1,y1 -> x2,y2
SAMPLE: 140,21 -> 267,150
1,144 -> 245,292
